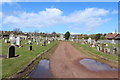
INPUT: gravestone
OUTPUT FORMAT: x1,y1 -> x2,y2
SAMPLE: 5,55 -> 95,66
44,41 -> 46,46
33,38 -> 36,42
29,46 -> 32,51
104,48 -> 108,53
113,47 -> 117,55
10,37 -> 16,45
8,46 -> 15,58
4,39 -> 7,43
16,37 -> 20,45
92,42 -> 95,47
48,40 -> 50,44
88,37 -> 92,44
100,47 -> 102,51
117,48 -> 120,56
102,43 -> 105,52
110,46 -> 114,54
36,42 -> 39,45
96,46 -> 100,51
106,48 -> 110,54
28,40 -> 32,44
106,44 -> 108,47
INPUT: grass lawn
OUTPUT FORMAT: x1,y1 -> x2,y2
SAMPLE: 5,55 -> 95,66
1,40 -> 58,78
99,43 -> 120,48
72,42 -> 120,62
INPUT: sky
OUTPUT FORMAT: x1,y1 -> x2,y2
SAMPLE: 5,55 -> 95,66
1,2 -> 118,34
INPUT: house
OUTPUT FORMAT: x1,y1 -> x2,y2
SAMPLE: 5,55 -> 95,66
105,33 -> 120,40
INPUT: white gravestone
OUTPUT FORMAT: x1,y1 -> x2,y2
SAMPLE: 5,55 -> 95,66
28,40 -> 32,44
16,37 -> 20,45
10,37 -> 16,45
88,38 -> 92,44
48,41 -> 50,44
4,39 -> 7,43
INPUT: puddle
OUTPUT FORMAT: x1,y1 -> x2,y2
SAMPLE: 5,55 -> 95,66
29,59 -> 53,78
80,59 -> 119,72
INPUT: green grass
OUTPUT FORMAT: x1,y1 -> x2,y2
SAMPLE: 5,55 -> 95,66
1,40 -> 58,78
99,43 -> 120,48
73,42 -> 120,62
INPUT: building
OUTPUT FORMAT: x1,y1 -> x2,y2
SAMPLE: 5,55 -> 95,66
105,33 -> 120,40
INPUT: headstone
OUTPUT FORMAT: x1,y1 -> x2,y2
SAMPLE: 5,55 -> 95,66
112,39 -> 115,44
107,48 -> 110,54
102,43 -> 105,52
48,40 -> 50,44
113,47 -> 117,54
36,42 -> 39,45
8,46 -> 15,58
33,38 -> 36,42
10,37 -> 16,45
104,48 -> 108,53
4,39 -> 7,43
100,47 -> 102,51
29,46 -> 32,51
16,37 -> 20,45
92,42 -> 95,47
110,46 -> 114,54
28,40 -> 32,44
88,37 -> 92,44
117,48 -> 120,56
106,44 -> 108,47
44,41 -> 46,46
96,46 -> 100,51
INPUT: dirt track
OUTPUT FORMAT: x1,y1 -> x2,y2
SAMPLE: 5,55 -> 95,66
50,42 -> 118,78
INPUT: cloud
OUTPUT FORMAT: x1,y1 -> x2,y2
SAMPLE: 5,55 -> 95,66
3,8 -> 110,31
111,10 -> 118,14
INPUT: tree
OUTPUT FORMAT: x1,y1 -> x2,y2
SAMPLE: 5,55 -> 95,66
64,31 -> 70,40
34,30 -> 39,37
52,32 -> 56,38
95,34 -> 102,41
13,28 -> 22,35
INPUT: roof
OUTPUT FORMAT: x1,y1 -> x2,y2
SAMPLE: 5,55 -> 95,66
105,33 -> 119,39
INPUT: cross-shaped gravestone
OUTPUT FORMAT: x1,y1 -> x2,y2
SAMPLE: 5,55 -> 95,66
8,46 -> 15,58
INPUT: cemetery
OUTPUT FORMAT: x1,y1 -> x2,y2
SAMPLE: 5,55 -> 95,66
1,35 -> 58,78
1,2 -> 120,78
72,37 -> 120,62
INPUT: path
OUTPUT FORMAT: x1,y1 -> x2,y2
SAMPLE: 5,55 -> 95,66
50,42 -> 118,78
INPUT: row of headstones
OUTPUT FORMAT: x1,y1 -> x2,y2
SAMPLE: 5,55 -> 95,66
5,37 -> 21,46
7,39 -> 53,58
80,38 -> 120,56
8,45 -> 32,58
96,46 -> 119,55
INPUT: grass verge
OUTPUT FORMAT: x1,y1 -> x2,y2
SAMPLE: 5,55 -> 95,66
72,42 -> 120,63
2,40 -> 58,78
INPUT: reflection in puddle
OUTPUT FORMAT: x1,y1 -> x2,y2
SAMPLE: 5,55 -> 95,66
80,59 -> 119,72
29,59 -> 53,78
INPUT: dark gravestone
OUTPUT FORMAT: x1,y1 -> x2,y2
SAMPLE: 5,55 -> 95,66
8,46 -> 15,58
102,43 -> 105,52
105,48 -> 108,53
29,46 -> 32,51
44,41 -> 46,46
113,47 -> 117,55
